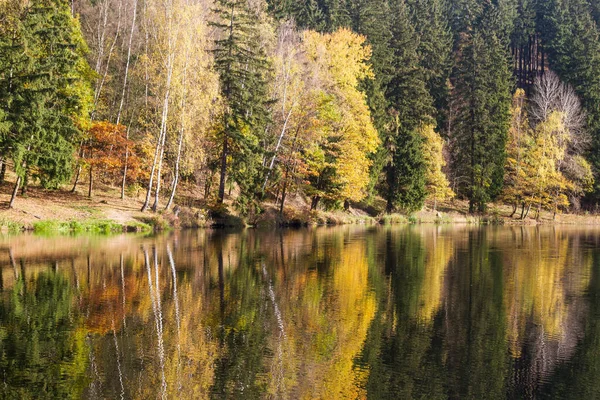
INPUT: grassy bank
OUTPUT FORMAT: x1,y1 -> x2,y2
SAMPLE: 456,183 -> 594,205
2,175 -> 600,235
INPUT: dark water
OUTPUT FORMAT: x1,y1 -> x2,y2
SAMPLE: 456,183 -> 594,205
1,226 -> 600,399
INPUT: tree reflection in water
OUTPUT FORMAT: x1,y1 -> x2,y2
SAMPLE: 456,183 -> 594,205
0,226 -> 599,399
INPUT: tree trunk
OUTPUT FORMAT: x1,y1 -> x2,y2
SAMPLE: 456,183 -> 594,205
72,164 -> 82,193
151,126 -> 167,212
262,107 -> 294,194
115,0 -> 137,125
311,196 -> 320,211
524,203 -> 532,219
0,160 -> 5,184
142,8 -> 174,212
166,55 -> 188,211
118,0 -> 137,200
279,180 -> 288,216
8,176 -> 21,209
151,55 -> 175,212
520,203 -> 526,220
165,151 -> 180,211
217,136 -> 228,204
121,144 -> 129,199
20,170 -> 28,195
88,165 -> 93,198
510,203 -> 517,218
141,133 -> 161,211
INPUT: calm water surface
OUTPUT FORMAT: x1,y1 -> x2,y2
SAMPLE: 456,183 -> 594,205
1,225 -> 600,399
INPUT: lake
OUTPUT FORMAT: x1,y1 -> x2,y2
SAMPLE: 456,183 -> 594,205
1,225 -> 599,399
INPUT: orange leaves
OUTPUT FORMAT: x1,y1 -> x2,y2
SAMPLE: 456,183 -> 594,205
83,121 -> 141,183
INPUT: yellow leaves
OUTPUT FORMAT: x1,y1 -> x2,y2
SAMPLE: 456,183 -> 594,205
303,28 -> 373,89
420,124 -> 454,202
301,28 -> 379,202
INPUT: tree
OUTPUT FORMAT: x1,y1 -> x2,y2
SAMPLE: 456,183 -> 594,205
407,0 -> 453,131
140,0 -> 179,212
383,0 -> 433,213
301,29 -> 379,209
528,72 -> 593,215
538,0 -> 600,194
501,89 -> 536,218
0,0 -> 94,208
420,123 -> 454,210
82,121 -> 139,198
449,4 -> 513,213
211,0 -> 272,207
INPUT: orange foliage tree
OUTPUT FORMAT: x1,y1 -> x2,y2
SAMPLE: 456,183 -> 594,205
82,121 -> 141,197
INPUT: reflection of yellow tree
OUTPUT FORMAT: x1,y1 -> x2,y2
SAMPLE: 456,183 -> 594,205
503,229 -> 592,357
417,228 -> 454,322
291,239 -> 376,399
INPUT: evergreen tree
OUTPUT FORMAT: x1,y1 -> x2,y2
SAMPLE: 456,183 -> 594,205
211,0 -> 272,206
407,0 -> 452,131
538,0 -> 600,192
384,0 -> 432,213
0,0 -> 93,207
345,0 -> 393,200
449,3 -> 513,213
319,0 -> 349,31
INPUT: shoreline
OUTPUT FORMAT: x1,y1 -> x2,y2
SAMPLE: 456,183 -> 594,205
2,179 -> 600,235
3,200 -> 600,235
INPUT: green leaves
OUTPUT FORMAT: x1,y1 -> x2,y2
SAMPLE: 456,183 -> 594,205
0,0 -> 93,195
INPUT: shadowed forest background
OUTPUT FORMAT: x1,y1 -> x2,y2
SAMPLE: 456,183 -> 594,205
2,0 -> 600,221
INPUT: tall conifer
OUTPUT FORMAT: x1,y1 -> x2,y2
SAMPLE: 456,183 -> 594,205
0,0 -> 93,207
211,0 -> 272,205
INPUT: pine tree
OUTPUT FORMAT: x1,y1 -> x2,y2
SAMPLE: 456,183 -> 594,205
449,3 -> 513,213
538,0 -> 600,192
319,0 -> 349,31
407,0 -> 452,131
211,0 -> 272,206
0,0 -> 93,208
384,0 -> 432,213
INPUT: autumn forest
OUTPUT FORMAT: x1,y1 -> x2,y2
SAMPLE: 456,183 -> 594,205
1,0 -> 600,220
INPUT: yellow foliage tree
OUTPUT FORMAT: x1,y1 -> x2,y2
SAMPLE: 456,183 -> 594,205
419,124 -> 454,210
301,28 -> 379,208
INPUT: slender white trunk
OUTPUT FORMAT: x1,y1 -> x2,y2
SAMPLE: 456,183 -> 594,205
262,107 -> 294,192
166,54 -> 188,210
151,66 -> 173,212
116,0 -> 137,126
95,0 -> 123,108
151,0 -> 176,212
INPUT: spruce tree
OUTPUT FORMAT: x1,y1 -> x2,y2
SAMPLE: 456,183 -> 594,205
384,0 -> 432,213
211,0 -> 272,206
407,0 -> 452,132
0,0 -> 93,207
538,0 -> 600,191
449,3 -> 513,213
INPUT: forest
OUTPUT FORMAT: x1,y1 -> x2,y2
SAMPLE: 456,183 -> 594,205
1,0 -> 600,220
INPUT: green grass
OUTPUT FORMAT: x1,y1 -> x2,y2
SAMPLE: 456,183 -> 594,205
0,218 -> 24,234
135,214 -> 175,231
32,219 -> 150,235
380,214 -> 408,225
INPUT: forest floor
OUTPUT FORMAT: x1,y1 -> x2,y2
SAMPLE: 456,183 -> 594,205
1,170 -> 600,233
